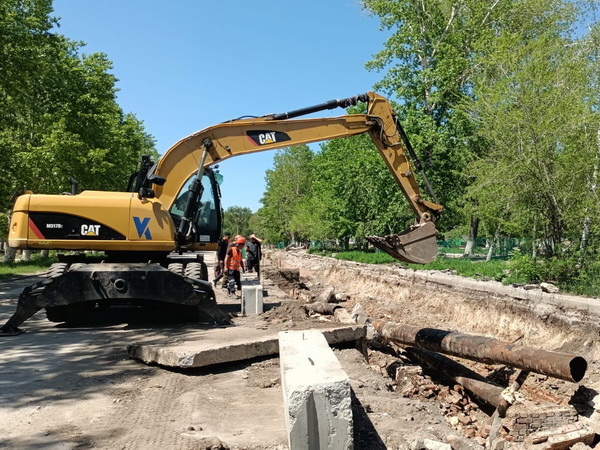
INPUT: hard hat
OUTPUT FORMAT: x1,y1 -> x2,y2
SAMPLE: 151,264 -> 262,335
236,237 -> 246,244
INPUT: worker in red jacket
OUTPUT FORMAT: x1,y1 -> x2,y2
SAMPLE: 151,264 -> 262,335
224,236 -> 246,297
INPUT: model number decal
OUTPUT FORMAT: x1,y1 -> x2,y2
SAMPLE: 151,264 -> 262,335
133,217 -> 152,239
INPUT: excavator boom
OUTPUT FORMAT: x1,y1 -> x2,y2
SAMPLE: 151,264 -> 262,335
153,92 -> 443,264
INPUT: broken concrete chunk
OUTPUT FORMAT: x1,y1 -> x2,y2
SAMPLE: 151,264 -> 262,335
128,324 -> 366,369
351,303 -> 369,325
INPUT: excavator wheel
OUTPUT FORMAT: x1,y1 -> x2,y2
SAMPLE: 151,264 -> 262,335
167,263 -> 184,276
47,262 -> 68,278
184,262 -> 209,281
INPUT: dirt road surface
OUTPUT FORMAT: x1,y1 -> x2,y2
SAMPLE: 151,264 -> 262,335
0,250 -> 598,449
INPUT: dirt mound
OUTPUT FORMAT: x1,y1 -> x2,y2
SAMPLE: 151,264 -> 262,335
261,300 -> 308,323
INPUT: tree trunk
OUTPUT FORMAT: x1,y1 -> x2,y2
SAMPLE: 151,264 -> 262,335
40,249 -> 50,258
580,128 -> 599,254
463,217 -> 479,257
486,227 -> 501,262
3,246 -> 16,263
532,219 -> 537,258
22,249 -> 31,261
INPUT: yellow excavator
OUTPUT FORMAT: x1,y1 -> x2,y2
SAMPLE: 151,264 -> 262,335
1,92 -> 443,334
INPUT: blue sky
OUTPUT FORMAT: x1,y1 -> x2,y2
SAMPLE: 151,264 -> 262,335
51,1 -> 388,212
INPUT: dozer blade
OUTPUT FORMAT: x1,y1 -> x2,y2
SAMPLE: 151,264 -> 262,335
366,221 -> 439,264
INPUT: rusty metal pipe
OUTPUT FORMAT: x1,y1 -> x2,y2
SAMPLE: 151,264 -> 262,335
404,347 -> 505,407
304,303 -> 341,315
373,320 -> 587,383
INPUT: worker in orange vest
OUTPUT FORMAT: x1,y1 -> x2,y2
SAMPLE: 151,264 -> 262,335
224,236 -> 246,297
219,234 -> 243,289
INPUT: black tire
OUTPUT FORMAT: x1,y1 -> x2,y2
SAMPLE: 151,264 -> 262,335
47,262 -> 68,279
200,261 -> 208,281
184,262 -> 208,281
184,262 -> 202,280
167,263 -> 184,276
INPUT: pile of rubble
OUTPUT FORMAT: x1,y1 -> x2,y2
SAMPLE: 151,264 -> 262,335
261,261 -> 600,449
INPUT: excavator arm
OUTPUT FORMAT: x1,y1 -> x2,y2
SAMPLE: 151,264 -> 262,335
152,92 -> 443,264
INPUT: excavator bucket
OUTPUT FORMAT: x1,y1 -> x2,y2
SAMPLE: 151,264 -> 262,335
366,221 -> 439,265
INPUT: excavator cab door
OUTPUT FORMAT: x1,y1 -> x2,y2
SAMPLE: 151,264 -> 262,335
170,169 -> 222,245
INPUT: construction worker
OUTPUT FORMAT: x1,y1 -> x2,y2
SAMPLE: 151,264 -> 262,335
246,234 -> 263,279
213,232 -> 231,287
224,236 -> 246,297
220,234 -> 242,289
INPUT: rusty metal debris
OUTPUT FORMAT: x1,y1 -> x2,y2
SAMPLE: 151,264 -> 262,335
372,320 -> 587,383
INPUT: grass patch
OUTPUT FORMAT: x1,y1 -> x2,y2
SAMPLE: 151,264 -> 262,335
334,251 -> 397,265
332,250 -> 512,282
0,254 -> 57,281
406,257 -> 509,281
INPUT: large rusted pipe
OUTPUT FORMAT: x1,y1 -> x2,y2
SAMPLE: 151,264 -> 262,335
373,320 -> 587,383
404,347 -> 505,407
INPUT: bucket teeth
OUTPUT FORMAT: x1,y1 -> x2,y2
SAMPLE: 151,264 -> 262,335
366,222 -> 439,264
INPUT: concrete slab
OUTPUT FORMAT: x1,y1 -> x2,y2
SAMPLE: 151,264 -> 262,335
279,329 -> 353,449
127,323 -> 366,369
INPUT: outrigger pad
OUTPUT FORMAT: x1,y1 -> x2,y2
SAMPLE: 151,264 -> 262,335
366,221 -> 439,265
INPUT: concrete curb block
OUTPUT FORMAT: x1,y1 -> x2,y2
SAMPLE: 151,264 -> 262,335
279,329 -> 353,449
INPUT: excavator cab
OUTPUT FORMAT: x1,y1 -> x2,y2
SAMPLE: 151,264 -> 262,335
169,169 -> 222,249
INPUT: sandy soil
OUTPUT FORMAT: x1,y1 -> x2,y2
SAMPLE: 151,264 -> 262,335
0,250 -> 598,449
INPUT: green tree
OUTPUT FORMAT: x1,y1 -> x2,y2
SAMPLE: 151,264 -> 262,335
0,0 -> 156,211
361,0 -> 596,257
0,0 -> 58,209
223,206 -> 253,237
362,0 -> 497,230
258,146 -> 314,243
311,133 -> 415,248
0,0 -> 156,262
465,13 -> 599,258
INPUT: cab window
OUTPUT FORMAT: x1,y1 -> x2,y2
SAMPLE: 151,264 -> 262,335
170,174 -> 219,233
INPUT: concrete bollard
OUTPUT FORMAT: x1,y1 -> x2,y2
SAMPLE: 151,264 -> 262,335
241,285 -> 263,315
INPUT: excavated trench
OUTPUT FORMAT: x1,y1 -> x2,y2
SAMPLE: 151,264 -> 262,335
263,249 -> 600,447
268,250 -> 600,359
